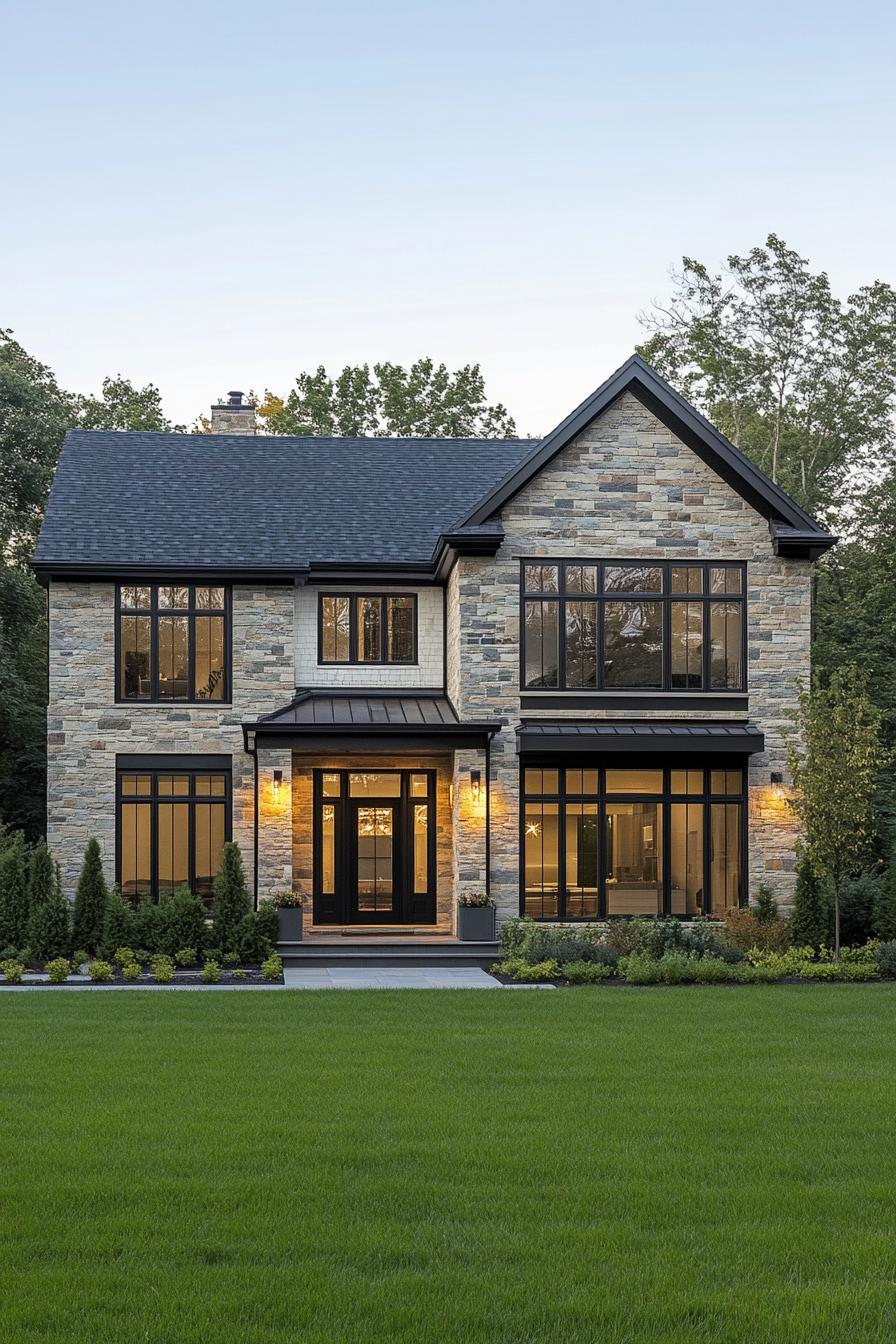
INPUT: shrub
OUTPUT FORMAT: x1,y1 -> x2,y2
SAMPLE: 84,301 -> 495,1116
679,919 -> 743,963
876,941 -> 896,978
151,955 -> 175,984
725,907 -> 792,953
658,951 -> 699,984
619,954 -> 663,985
694,956 -> 733,984
514,959 -> 558,983
122,960 -> 141,981
603,920 -> 643,957
45,957 -> 70,983
261,952 -> 284,982
754,883 -> 779,924
201,960 -> 222,984
491,956 -> 527,978
211,843 -> 251,954
70,950 -> 89,970
101,887 -> 137,959
256,899 -> 279,949
1,959 -> 25,983
836,940 -> 879,965
799,960 -> 879,981
204,945 -> 223,964
27,859 -> 70,961
231,968 -> 247,981
500,916 -> 536,958
234,912 -> 273,965
560,960 -> 613,984
88,960 -> 114,983
746,945 -> 814,976
71,840 -> 108,954
113,946 -> 136,967
157,886 -> 206,957
133,899 -> 163,954
874,864 -> 896,941
174,947 -> 197,967
0,839 -> 29,950
791,854 -> 831,949
839,873 -> 880,948
222,951 -> 239,966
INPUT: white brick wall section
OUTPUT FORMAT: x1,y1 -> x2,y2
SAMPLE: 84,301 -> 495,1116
294,585 -> 444,688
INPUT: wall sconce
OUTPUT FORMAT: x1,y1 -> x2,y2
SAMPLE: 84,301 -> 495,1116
470,769 -> 481,804
449,782 -> 455,808
273,769 -> 283,800
770,771 -> 783,786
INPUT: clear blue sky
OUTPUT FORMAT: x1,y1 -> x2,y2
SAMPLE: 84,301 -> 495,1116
3,0 -> 894,434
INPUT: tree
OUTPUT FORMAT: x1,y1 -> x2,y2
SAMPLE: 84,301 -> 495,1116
0,567 -> 47,837
27,846 -> 69,961
638,236 -> 896,519
79,376 -> 183,432
754,883 -> 779,923
790,853 -> 831,949
874,861 -> 896,941
101,885 -> 137,957
71,838 -> 108,954
211,842 -> 251,953
0,837 -> 29,949
786,668 -> 886,956
257,359 -> 517,439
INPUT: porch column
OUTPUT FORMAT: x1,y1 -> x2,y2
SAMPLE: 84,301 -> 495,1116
256,747 -> 293,902
452,746 -> 488,912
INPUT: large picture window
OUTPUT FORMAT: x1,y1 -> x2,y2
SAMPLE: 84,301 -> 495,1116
319,594 -> 416,665
117,764 -> 231,904
521,561 -> 746,692
117,585 -> 229,702
522,765 -> 745,919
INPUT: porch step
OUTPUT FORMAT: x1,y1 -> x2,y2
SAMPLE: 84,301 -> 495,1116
276,938 -> 503,969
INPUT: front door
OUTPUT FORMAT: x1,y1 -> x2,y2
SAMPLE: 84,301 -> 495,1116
313,769 -> 438,925
349,800 -> 399,923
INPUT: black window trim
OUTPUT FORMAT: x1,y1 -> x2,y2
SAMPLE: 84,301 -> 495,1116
317,591 -> 419,666
115,757 -> 232,905
115,582 -> 232,705
519,762 -> 748,921
519,558 -> 747,694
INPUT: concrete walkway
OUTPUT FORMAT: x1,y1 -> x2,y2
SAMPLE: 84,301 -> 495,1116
283,966 -> 503,989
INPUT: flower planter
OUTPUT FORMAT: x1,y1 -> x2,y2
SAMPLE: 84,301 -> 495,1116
456,904 -> 496,942
277,907 -> 304,944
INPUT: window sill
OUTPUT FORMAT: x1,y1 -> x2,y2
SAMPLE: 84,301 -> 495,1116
114,701 -> 233,709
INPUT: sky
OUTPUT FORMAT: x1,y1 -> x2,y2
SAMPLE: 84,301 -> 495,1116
3,0 -> 895,435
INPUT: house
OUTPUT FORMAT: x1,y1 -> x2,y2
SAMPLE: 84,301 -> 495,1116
32,356 -> 835,937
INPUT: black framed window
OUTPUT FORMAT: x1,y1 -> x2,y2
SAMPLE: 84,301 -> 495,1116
521,561 -> 746,692
521,765 -> 746,920
319,594 -> 417,665
117,584 -> 230,702
116,764 -> 231,905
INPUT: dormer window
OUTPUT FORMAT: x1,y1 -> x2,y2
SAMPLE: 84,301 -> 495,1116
319,594 -> 416,665
117,584 -> 230,702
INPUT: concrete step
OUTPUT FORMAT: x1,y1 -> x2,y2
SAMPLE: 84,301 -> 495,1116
277,939 -> 503,969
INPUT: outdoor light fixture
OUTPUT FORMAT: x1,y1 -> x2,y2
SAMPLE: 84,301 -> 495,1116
770,771 -> 783,785
470,769 -> 481,803
273,769 -> 283,799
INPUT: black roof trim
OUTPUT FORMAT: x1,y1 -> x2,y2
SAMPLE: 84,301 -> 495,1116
455,354 -> 833,555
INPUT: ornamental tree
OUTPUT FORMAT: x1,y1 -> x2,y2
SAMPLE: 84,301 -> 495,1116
211,843 -> 251,954
71,838 -> 108,954
787,668 -> 886,956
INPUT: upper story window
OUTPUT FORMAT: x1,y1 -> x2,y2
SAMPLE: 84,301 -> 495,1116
521,561 -> 746,692
319,594 -> 416,665
117,584 -> 230,702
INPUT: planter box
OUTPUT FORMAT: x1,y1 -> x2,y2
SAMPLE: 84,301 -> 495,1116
277,907 -> 304,944
456,904 -> 496,942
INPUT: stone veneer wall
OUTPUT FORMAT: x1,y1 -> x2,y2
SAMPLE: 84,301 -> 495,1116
291,753 -> 455,930
447,391 -> 809,917
47,582 -> 296,899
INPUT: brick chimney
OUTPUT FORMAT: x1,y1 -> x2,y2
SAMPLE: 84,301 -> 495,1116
210,390 -> 256,435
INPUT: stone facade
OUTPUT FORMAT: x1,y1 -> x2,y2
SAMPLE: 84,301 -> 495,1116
47,582 -> 295,898
447,391 -> 810,915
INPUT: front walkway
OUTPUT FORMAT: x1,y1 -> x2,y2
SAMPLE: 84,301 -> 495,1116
283,967 -> 552,989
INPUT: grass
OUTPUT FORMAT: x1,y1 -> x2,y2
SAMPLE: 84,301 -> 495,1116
1,988 -> 894,1343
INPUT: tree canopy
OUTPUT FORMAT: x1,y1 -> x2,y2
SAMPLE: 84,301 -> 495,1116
257,359 -> 517,439
637,235 -> 896,520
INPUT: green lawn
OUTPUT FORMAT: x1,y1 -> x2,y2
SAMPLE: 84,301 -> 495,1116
1,988 -> 894,1343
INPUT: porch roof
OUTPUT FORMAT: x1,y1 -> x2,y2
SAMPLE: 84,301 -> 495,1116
245,690 -> 501,752
516,720 -> 765,756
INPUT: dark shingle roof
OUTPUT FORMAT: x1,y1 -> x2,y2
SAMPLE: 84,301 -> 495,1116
33,431 -> 533,571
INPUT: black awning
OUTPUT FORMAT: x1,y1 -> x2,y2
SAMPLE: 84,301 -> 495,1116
517,721 -> 765,756
245,691 -> 500,752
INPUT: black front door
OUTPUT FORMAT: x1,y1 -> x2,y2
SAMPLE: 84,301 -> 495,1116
313,769 -> 438,925
349,799 -> 399,923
